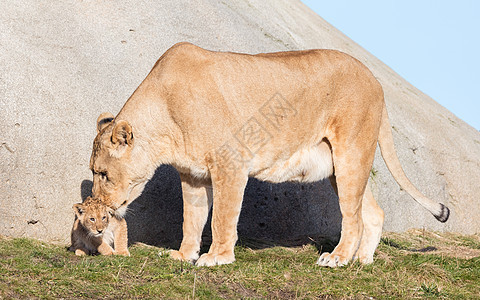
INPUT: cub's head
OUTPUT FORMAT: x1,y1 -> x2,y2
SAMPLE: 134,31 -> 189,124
90,113 -> 144,216
73,197 -> 113,237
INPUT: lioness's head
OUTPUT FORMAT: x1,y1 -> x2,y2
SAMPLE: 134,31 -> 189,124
74,197 -> 113,237
90,113 -> 147,216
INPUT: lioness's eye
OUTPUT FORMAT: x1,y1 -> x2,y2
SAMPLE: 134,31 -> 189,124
99,172 -> 108,181
102,216 -> 106,221
90,218 -> 95,222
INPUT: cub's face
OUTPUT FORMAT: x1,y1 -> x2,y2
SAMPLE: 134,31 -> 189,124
74,197 -> 112,237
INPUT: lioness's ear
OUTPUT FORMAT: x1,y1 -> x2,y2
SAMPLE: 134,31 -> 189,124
97,112 -> 115,133
111,120 -> 133,146
73,203 -> 85,218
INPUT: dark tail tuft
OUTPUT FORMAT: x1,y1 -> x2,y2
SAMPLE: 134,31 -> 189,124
434,204 -> 450,223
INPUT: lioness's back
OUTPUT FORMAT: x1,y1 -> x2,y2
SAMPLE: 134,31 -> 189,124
149,43 -> 383,153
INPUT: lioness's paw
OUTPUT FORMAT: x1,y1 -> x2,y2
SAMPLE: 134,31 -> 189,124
354,250 -> 374,265
316,252 -> 350,268
115,249 -> 131,257
169,250 -> 198,263
195,253 -> 235,267
356,255 -> 374,265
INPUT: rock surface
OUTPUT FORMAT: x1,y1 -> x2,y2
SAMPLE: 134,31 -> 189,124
1,0 -> 479,245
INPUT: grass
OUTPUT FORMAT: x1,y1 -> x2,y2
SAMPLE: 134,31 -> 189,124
0,230 -> 479,299
370,167 -> 378,181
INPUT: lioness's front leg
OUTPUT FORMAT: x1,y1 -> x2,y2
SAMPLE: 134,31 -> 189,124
113,218 -> 130,256
170,176 -> 212,263
196,163 -> 248,267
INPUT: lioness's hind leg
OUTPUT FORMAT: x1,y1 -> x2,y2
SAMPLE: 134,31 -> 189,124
170,177 -> 212,263
317,136 -> 376,267
355,183 -> 384,264
318,170 -> 365,267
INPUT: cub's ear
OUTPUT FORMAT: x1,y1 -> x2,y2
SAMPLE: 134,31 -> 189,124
97,112 -> 115,133
73,203 -> 85,218
111,120 -> 133,146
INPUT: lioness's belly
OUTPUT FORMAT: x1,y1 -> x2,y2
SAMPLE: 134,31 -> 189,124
252,141 -> 333,183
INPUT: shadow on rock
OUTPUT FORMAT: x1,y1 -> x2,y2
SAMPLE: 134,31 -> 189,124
80,180 -> 93,202
125,165 -> 342,251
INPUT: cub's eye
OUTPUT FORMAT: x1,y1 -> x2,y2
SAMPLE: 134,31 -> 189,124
90,218 -> 95,222
102,216 -> 106,221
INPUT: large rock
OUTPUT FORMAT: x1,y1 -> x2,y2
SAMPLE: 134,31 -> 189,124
1,0 -> 479,246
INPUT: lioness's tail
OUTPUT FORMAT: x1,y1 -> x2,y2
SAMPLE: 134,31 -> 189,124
378,104 -> 450,222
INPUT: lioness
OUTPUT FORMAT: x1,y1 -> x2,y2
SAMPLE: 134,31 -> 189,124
90,42 -> 449,267
69,197 -> 130,256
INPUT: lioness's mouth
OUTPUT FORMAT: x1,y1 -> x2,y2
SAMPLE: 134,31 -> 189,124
113,200 -> 129,218
112,200 -> 127,210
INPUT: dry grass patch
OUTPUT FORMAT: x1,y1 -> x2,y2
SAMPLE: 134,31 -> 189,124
382,229 -> 480,259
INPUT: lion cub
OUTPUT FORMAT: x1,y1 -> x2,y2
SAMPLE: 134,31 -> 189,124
69,197 -> 130,256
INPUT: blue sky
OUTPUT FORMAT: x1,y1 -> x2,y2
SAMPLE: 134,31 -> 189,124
301,0 -> 479,130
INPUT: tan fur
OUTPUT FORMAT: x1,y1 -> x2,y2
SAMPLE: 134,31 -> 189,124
89,42 -> 448,267
69,197 -> 130,256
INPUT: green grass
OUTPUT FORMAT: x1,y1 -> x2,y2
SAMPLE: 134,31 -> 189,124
1,230 -> 479,299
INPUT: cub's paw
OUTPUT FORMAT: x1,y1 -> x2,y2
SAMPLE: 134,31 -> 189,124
195,252 -> 235,267
74,249 -> 88,256
316,252 -> 350,268
169,250 -> 198,263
